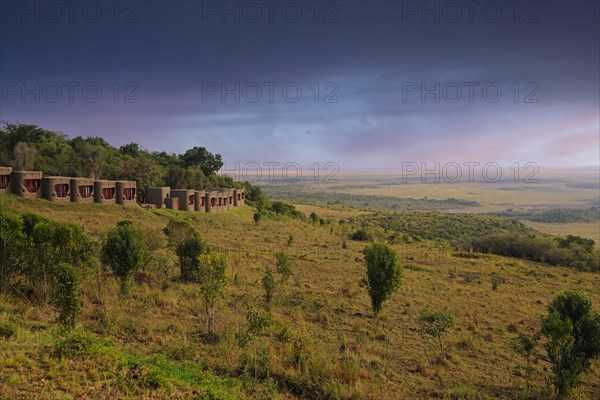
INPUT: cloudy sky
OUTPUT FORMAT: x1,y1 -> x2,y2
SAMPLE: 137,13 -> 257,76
1,0 -> 598,168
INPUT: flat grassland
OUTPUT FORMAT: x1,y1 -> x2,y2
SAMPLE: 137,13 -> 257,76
1,194 -> 599,399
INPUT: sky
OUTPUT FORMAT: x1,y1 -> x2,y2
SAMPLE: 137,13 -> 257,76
1,0 -> 599,170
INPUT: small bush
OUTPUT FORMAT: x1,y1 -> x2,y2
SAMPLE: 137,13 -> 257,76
351,229 -> 371,241
197,254 -> 228,335
52,263 -> 81,330
442,386 -> 477,400
0,320 -> 17,339
262,268 -> 276,307
101,222 -> 150,295
54,329 -> 109,358
462,273 -> 481,284
418,306 -> 455,354
491,274 -> 506,291
403,262 -> 434,273
275,251 -> 292,284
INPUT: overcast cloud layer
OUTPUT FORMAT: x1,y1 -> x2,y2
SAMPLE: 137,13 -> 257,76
1,0 -> 598,168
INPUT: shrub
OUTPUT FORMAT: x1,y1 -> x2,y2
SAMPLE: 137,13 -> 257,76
491,274 -> 505,291
27,218 -> 95,300
275,251 -> 291,284
541,290 -> 600,398
511,332 -> 538,394
418,306 -> 455,354
361,243 -> 402,316
310,212 -> 319,223
163,219 -> 195,248
52,263 -> 81,330
101,222 -> 150,295
235,307 -> 270,380
403,262 -> 434,273
351,229 -> 371,241
0,210 -> 26,294
197,254 -> 228,335
0,320 -> 17,339
253,212 -> 262,224
176,234 -> 209,282
54,329 -> 109,358
262,267 -> 276,307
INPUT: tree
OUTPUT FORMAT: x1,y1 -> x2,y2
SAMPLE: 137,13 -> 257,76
541,290 -> 600,398
362,243 -> 402,316
197,254 -> 228,335
418,306 -> 455,354
511,333 -> 538,395
275,251 -> 292,284
235,307 -> 271,380
253,212 -> 261,224
262,267 -> 276,307
101,222 -> 150,295
13,142 -> 37,170
181,146 -> 223,176
119,142 -> 140,157
28,219 -> 95,300
163,219 -> 209,281
52,263 -> 81,330
176,234 -> 209,281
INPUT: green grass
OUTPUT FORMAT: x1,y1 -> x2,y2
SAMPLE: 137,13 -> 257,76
1,194 -> 599,399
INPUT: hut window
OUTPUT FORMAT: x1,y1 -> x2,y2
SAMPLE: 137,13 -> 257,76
188,195 -> 194,205
54,184 -> 69,197
211,198 -> 215,207
79,185 -> 93,198
103,187 -> 115,200
124,188 -> 136,200
201,197 -> 205,206
24,179 -> 41,193
0,175 -> 9,189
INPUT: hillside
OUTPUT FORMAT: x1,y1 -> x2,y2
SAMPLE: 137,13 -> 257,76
1,195 -> 599,399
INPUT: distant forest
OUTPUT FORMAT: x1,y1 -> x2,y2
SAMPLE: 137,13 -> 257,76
489,208 -> 600,223
263,185 -> 480,211
0,122 -> 239,199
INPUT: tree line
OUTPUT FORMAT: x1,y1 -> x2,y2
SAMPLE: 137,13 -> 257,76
0,122 -> 236,199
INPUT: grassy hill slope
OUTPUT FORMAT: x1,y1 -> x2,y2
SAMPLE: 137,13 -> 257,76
1,196 -> 599,399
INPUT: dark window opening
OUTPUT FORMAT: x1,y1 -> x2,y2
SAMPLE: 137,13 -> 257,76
24,179 -> 41,193
188,195 -> 194,205
0,175 -> 9,189
102,187 -> 115,200
54,184 -> 69,197
124,188 -> 136,201
79,185 -> 93,198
